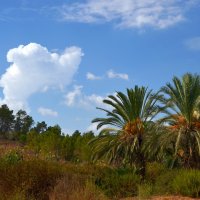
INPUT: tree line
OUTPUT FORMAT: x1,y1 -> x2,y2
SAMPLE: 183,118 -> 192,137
0,105 -> 95,162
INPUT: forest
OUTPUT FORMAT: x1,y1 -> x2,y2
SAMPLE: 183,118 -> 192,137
0,73 -> 199,200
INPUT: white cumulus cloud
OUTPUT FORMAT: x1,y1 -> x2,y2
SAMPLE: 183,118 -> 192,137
86,72 -> 101,80
0,43 -> 83,111
80,94 -> 105,108
64,85 -> 83,106
64,85 -> 106,109
38,107 -> 58,117
57,0 -> 198,29
86,122 -> 110,134
107,70 -> 128,80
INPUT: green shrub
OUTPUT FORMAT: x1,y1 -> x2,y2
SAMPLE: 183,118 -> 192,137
151,168 -> 200,197
95,167 -> 140,198
146,162 -> 166,183
19,134 -> 27,144
138,183 -> 153,200
172,169 -> 200,198
153,169 -> 177,195
2,149 -> 23,164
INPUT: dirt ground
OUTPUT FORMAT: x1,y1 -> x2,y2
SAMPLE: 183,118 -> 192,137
122,196 -> 200,200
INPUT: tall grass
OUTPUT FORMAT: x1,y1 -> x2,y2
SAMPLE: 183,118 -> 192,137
0,158 -> 62,200
50,174 -> 108,200
172,169 -> 200,198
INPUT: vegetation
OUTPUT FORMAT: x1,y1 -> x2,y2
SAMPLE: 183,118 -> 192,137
90,86 -> 162,178
0,73 -> 199,199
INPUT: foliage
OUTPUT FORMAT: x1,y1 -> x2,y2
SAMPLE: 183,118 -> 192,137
145,162 -> 167,183
138,183 -> 153,200
26,128 -> 95,162
94,167 -> 140,198
0,159 -> 62,200
171,169 -> 200,198
0,73 -> 200,199
91,86 -> 162,180
14,110 -> 34,138
159,73 -> 200,168
2,149 -> 23,164
50,174 -> 108,200
0,104 -> 15,138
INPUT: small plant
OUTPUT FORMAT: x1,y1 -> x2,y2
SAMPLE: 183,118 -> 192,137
138,183 -> 153,200
95,167 -> 140,198
3,149 -> 23,164
153,169 -> 177,195
172,169 -> 200,198
146,162 -> 166,183
0,159 -> 63,200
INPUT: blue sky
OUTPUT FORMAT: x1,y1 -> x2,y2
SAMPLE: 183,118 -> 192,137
0,0 -> 200,134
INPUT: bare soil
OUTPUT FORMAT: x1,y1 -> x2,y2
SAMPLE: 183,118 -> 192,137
122,196 -> 200,200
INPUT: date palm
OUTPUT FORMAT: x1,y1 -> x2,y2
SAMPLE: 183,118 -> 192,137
160,73 -> 200,168
90,86 -> 162,177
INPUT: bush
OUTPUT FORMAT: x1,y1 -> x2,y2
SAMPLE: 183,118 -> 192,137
0,159 -> 63,200
52,164 -> 140,199
2,149 -> 23,164
50,175 -> 108,200
146,162 -> 166,183
172,169 -> 200,198
95,167 -> 140,198
138,183 -> 153,200
153,169 -> 177,195
69,181 -> 108,200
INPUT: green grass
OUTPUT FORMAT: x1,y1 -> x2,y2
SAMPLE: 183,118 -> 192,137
171,169 -> 200,198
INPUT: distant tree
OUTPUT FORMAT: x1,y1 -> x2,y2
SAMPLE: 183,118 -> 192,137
34,121 -> 47,134
27,129 -> 41,156
70,130 -> 81,162
46,125 -> 62,136
60,135 -> 73,160
79,131 -> 95,161
0,104 -> 15,138
14,110 -> 34,135
72,130 -> 81,138
40,125 -> 62,160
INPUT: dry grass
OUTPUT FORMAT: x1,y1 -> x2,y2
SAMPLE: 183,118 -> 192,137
0,140 -> 22,156
49,174 -> 109,200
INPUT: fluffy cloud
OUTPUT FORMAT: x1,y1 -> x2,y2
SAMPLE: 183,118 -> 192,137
185,37 -> 200,51
80,94 -> 106,108
107,70 -> 128,80
38,107 -> 58,117
0,43 -> 83,111
65,85 -> 83,106
86,122 -> 110,134
57,0 -> 197,29
64,85 -> 106,109
86,72 -> 101,80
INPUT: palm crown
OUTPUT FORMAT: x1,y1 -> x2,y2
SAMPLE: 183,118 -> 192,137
91,86 -> 162,170
160,73 -> 200,167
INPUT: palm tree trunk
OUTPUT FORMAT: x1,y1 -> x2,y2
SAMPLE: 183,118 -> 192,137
138,134 -> 146,180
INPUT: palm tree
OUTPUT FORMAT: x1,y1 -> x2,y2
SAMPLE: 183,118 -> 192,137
160,73 -> 200,168
90,86 -> 162,177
